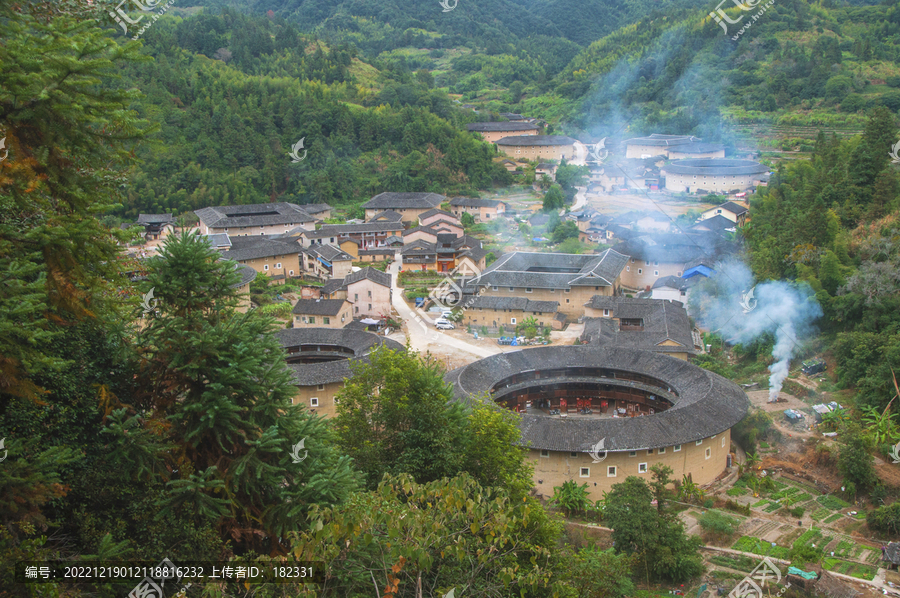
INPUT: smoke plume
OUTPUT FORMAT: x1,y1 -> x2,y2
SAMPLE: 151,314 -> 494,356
690,259 -> 823,401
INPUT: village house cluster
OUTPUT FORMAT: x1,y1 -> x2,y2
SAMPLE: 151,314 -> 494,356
121,120 -> 760,499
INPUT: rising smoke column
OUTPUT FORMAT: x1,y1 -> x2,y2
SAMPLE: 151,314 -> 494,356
690,260 -> 823,401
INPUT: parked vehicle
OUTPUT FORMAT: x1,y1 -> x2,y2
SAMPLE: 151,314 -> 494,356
801,358 -> 826,376
435,320 -> 455,330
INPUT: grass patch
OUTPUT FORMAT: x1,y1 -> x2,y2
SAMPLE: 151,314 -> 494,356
759,441 -> 770,448
751,499 -> 770,508
727,486 -> 748,497
811,508 -> 832,521
817,495 -> 850,510
786,493 -> 812,506
764,502 -> 783,513
831,540 -> 864,559
823,513 -> 843,524
822,557 -> 877,580
732,536 -> 792,559
709,554 -> 759,573
793,528 -> 831,549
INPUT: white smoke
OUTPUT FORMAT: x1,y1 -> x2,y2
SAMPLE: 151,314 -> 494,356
690,259 -> 823,401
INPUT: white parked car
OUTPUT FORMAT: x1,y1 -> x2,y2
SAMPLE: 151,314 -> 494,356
435,320 -> 455,330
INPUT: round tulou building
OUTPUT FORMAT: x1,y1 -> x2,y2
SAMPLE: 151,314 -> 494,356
445,345 -> 749,500
663,158 -> 769,194
275,327 -> 404,418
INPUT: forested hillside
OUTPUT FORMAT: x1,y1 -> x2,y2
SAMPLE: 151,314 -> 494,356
743,107 -> 900,417
115,9 -> 510,218
192,0 -> 900,149
549,0 -> 900,140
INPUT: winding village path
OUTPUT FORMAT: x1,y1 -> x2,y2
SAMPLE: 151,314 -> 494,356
388,257 -> 499,359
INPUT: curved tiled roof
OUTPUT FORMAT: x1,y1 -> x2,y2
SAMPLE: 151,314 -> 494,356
495,135 -> 577,147
445,345 -> 748,452
467,122 -> 540,132
363,192 -> 446,210
232,263 -> 257,287
276,328 -> 404,386
665,159 -> 768,176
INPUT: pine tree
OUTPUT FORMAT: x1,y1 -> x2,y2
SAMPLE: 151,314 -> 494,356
0,1 -> 154,400
136,233 -> 358,554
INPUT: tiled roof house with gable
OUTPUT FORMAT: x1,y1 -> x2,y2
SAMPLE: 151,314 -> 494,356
362,192 -> 446,223
195,202 -> 317,236
613,232 -> 732,292
464,249 -> 629,318
220,235 -> 304,280
319,267 -> 393,318
580,296 -> 700,360
466,121 -> 541,143
459,296 -> 564,331
304,243 -> 355,280
291,298 -> 353,329
449,197 -> 508,222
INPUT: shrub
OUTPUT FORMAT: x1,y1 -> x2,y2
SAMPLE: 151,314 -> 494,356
259,302 -> 292,316
867,502 -> 900,535
790,543 -> 824,566
790,506 -> 805,518
699,510 -> 741,536
733,410 -> 774,452
723,499 -> 751,516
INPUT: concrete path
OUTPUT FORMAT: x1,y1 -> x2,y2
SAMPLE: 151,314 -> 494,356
388,258 -> 498,359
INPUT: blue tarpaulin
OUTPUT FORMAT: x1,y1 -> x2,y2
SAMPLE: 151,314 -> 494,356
787,567 -> 817,580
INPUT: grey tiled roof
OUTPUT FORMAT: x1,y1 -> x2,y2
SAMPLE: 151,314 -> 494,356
652,275 -> 695,291
709,201 -> 749,216
195,202 -> 315,228
665,159 -> 767,176
232,263 -> 257,287
467,249 -> 628,290
276,328 -> 404,386
428,221 -> 462,234
300,203 -> 332,215
137,213 -> 174,224
363,192 -> 446,210
221,237 -> 302,261
613,233 -> 729,265
669,141 -> 725,154
419,208 -> 458,221
321,279 -> 345,296
495,135 -> 577,147
450,197 -> 506,209
444,345 -> 749,451
402,226 -> 438,238
344,267 -> 391,288
468,296 -> 559,313
625,134 -> 698,147
401,240 -> 436,256
460,246 -> 488,263
466,122 -> 540,132
202,234 -> 232,248
291,299 -> 350,316
318,222 -> 404,235
368,210 -> 404,222
690,215 -> 735,234
307,244 -> 354,262
580,297 -> 696,355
